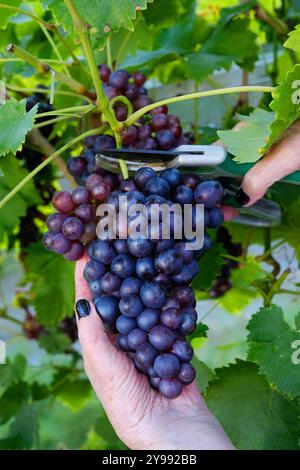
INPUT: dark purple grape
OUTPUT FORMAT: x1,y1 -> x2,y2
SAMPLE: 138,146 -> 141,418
143,138 -> 158,150
109,69 -> 130,92
67,157 -> 86,176
171,260 -> 199,285
63,241 -> 84,261
174,185 -> 194,205
117,334 -> 130,351
167,114 -> 180,125
155,249 -> 183,275
144,177 -> 170,198
116,315 -> 137,335
154,353 -> 180,378
42,232 -> 55,250
84,260 -> 106,282
153,273 -> 172,289
135,167 -> 156,188
140,282 -> 166,309
120,277 -> 142,298
90,182 -> 110,202
46,213 -> 68,234
156,129 -> 175,150
149,325 -> 174,350
134,343 -> 158,371
137,308 -> 160,332
160,168 -> 183,188
178,363 -> 196,384
72,187 -> 91,205
162,298 -> 180,311
113,239 -> 129,254
100,272 -> 121,294
121,126 -> 138,145
114,105 -> 128,121
151,105 -> 168,115
138,125 -> 152,140
161,308 -> 183,330
194,233 -> 212,259
178,313 -> 196,336
86,174 -> 103,190
194,180 -> 224,207
171,339 -> 193,362
136,256 -> 157,281
93,135 -> 116,153
98,64 -> 111,82
103,173 -> 118,191
208,207 -> 224,228
134,96 -> 152,110
156,239 -> 174,254
119,295 -> 144,317
52,233 -> 72,254
95,296 -> 119,326
127,237 -> 154,258
158,378 -> 183,399
119,179 -> 137,192
127,328 -> 148,350
111,254 -> 135,279
151,113 -> 168,131
168,123 -> 182,139
92,240 -> 115,265
62,217 -> 84,240
52,191 -> 75,213
75,204 -> 94,222
89,279 -> 103,296
183,173 -> 201,189
174,242 -> 194,265
172,286 -> 195,307
133,71 -> 146,87
103,85 -> 120,100
124,83 -> 139,101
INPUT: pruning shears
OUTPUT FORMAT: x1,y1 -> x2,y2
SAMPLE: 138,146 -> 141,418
95,145 -> 300,228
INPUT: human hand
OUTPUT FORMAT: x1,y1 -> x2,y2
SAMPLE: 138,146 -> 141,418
75,255 -> 234,451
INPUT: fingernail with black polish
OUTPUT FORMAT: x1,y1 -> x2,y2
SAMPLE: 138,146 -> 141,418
235,188 -> 250,206
75,299 -> 90,319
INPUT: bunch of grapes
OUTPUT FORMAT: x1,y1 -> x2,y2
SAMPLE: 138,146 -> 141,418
209,226 -> 242,298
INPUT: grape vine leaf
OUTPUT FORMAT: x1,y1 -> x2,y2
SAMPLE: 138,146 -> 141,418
24,243 -> 75,325
217,109 -> 275,164
0,98 -> 38,157
284,24 -> 300,54
143,0 -> 185,28
262,64 -> 300,152
192,357 -> 215,393
205,360 -> 300,450
0,155 -> 41,241
247,305 -> 300,399
44,0 -> 153,48
38,329 -> 71,354
192,242 -> 225,291
54,379 -> 92,411
0,355 -> 26,397
0,1 -> 22,29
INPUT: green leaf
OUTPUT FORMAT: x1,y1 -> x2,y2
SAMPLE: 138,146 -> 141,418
284,24 -> 300,54
189,322 -> 209,341
143,0 -> 185,28
218,109 -> 275,164
205,360 -> 300,450
0,98 -> 38,157
0,355 -> 26,397
0,155 -> 41,241
0,382 -> 30,425
192,357 -> 215,393
247,305 -> 300,399
192,242 -> 225,291
295,312 -> 300,330
263,64 -> 300,152
54,379 -> 92,411
24,243 -> 75,325
8,404 -> 39,449
45,0 -> 153,48
0,1 -> 21,29
38,329 -> 71,354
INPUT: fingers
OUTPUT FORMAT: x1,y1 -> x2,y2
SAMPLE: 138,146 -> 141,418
221,205 -> 239,222
241,121 -> 300,206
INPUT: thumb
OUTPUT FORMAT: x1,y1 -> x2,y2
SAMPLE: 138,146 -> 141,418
238,121 -> 300,206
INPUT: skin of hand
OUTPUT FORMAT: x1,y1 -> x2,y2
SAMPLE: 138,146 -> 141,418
75,255 -> 235,451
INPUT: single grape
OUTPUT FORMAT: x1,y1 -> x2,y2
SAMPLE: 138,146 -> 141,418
143,138 -> 158,150
89,181 -> 110,202
63,241 -> 84,261
149,325 -> 174,350
42,232 -> 55,250
93,135 -> 116,153
75,204 -> 94,223
168,123 -> 182,138
100,272 -> 121,294
127,237 -> 154,258
103,85 -> 120,100
52,191 -> 75,213
194,180 -> 224,207
171,339 -> 193,362
127,328 -> 148,350
119,179 -> 137,192
156,129 -> 175,150
109,69 -> 130,92
86,174 -> 103,190
46,213 -> 68,234
114,105 -> 128,121
171,260 -> 199,285
208,207 -> 224,228
133,96 -> 152,110
158,378 -> 183,399
95,296 -> 119,326
67,157 -> 87,177
183,173 -> 201,189
155,249 -> 183,275
134,343 -> 158,371
174,242 -> 194,265
178,313 -> 196,336
154,353 -> 180,378
92,240 -> 115,265
151,105 -> 168,115
113,239 -> 129,254
161,308 -> 183,330
160,168 -> 183,188
136,256 -> 157,281
119,295 -> 144,317
52,233 -> 72,254
62,217 -> 84,240
137,308 -> 160,332
111,254 -> 136,279
84,260 -> 106,282
103,173 -> 118,191
89,279 -> 103,296
116,315 -> 137,335
140,282 -> 166,309
138,125 -> 152,140
151,113 -> 168,131
98,64 -> 111,82
117,334 -> 130,351
133,71 -> 146,87
121,126 -> 138,145
167,114 -> 180,125
174,185 -> 194,205
144,177 -> 170,198
124,83 -> 139,101
178,363 -> 196,384
172,285 -> 195,307
72,187 -> 91,205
